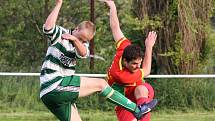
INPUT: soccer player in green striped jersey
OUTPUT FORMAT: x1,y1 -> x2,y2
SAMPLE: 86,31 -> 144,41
40,0 -> 156,121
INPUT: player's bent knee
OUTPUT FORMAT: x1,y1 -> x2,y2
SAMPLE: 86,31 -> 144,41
135,85 -> 148,97
90,78 -> 108,91
97,78 -> 109,91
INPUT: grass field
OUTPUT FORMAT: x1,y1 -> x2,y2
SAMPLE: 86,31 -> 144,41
0,110 -> 215,121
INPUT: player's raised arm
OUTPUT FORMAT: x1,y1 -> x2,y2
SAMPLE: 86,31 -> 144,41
142,31 -> 157,76
44,0 -> 63,30
102,0 -> 124,41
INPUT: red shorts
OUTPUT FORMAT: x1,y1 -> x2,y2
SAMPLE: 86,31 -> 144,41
116,109 -> 151,121
116,82 -> 154,121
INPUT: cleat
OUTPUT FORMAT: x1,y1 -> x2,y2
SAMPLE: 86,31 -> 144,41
134,99 -> 158,120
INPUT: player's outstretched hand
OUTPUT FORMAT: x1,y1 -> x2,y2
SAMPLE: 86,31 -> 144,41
145,31 -> 157,49
56,0 -> 63,5
99,0 -> 115,8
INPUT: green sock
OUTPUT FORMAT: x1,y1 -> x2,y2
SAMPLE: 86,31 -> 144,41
100,86 -> 140,114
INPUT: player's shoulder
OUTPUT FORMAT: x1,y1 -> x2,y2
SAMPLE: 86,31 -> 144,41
116,37 -> 130,43
116,37 -> 131,49
57,26 -> 70,33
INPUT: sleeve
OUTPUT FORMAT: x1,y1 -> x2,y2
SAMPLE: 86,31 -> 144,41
115,37 -> 131,49
111,69 -> 144,85
43,25 -> 67,45
75,42 -> 90,59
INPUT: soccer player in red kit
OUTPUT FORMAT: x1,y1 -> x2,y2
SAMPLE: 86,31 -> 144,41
102,0 -> 158,121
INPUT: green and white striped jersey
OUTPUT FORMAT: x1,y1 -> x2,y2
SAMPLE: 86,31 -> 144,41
40,25 -> 89,98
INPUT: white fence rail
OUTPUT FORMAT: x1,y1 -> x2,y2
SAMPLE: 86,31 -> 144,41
0,72 -> 215,78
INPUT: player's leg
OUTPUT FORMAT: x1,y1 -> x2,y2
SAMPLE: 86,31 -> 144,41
41,76 -> 82,121
79,77 -> 139,112
140,113 -> 150,121
117,111 -> 150,121
135,82 -> 155,105
135,85 -> 149,105
41,94 -> 77,121
135,85 -> 148,99
138,83 -> 155,121
70,104 -> 82,121
120,85 -> 151,121
143,82 -> 154,101
78,77 -> 107,97
78,77 -> 155,119
116,109 -> 137,121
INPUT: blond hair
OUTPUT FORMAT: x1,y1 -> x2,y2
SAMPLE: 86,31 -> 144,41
77,21 -> 96,40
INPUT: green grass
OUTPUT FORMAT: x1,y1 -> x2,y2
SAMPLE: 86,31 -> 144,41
152,111 -> 215,121
0,110 -> 215,121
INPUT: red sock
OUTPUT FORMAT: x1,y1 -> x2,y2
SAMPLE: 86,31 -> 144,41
136,97 -> 148,105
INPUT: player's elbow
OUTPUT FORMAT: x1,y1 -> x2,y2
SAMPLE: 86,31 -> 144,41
79,51 -> 87,57
44,20 -> 56,31
144,70 -> 150,77
78,52 -> 88,58
77,49 -> 89,59
44,24 -> 53,31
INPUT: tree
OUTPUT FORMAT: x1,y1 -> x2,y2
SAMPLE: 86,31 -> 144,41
133,0 -> 214,74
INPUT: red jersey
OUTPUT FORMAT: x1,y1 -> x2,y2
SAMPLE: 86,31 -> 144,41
107,37 -> 144,88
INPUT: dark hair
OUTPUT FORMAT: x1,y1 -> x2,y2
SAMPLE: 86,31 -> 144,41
122,45 -> 144,62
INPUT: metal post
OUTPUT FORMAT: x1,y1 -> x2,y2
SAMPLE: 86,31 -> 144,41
90,0 -> 95,70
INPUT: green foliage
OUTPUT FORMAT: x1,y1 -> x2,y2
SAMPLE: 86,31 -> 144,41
0,0 -> 214,74
153,78 -> 215,111
0,77 -> 44,112
201,27 -> 215,73
0,77 -> 215,112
